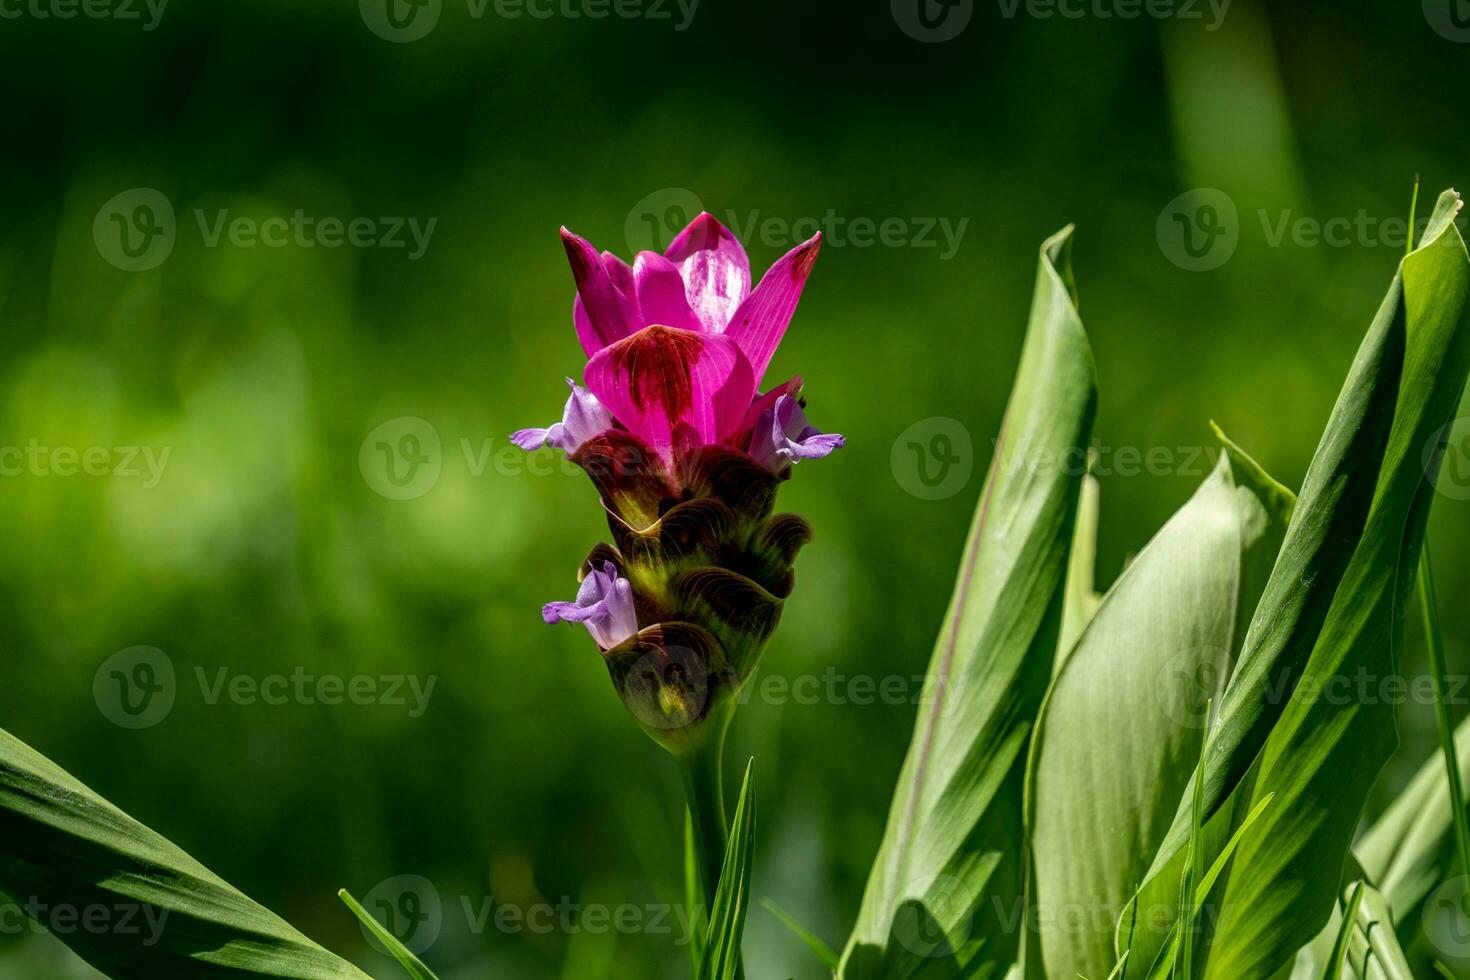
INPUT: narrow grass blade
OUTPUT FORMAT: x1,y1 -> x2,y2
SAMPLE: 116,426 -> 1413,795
761,897 -> 839,970
1417,544 -> 1470,882
698,760 -> 756,980
1176,708 -> 1210,980
338,889 -> 439,980
1323,882 -> 1364,980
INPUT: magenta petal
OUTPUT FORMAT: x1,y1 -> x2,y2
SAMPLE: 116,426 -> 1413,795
664,213 -> 751,335
585,325 -> 756,453
564,228 -> 642,357
725,233 -> 823,386
633,251 -> 699,332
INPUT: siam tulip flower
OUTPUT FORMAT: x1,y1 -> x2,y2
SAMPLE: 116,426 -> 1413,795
515,210 -> 842,914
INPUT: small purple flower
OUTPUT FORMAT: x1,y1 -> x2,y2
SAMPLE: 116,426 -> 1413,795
542,560 -> 639,650
749,394 -> 844,473
512,378 -> 613,453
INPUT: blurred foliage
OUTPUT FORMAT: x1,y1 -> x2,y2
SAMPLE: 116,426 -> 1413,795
0,0 -> 1468,976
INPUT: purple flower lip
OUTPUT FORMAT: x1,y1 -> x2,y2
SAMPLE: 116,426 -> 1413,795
542,560 -> 638,651
747,393 -> 845,473
511,378 -> 613,454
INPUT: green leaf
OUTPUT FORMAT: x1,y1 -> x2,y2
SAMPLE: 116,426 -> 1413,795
1026,446 -> 1291,980
1356,713 -> 1470,924
698,759 -> 756,980
0,725 -> 368,979
1343,878 -> 1414,980
338,889 -> 439,980
1122,190 -> 1470,978
761,897 -> 840,970
840,226 -> 1097,980
1200,189 -> 1470,978
1126,189 -> 1470,979
1058,471 -> 1101,659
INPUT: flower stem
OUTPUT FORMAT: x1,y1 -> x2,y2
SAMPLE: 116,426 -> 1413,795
677,724 -> 744,979
679,732 -> 729,911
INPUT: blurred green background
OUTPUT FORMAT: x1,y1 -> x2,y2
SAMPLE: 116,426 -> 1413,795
2,0 -> 1470,976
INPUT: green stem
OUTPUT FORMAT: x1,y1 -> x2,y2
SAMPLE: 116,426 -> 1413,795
679,737 -> 729,910
677,724 -> 744,979
1418,544 -> 1470,880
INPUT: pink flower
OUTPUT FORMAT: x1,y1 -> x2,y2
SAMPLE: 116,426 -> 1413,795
563,213 -> 826,454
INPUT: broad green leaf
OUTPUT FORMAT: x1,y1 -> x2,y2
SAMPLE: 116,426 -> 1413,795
698,760 -> 756,980
1026,447 -> 1291,980
1200,190 -> 1470,978
839,227 -> 1098,980
1356,714 -> 1470,924
338,889 -> 439,980
1122,190 -> 1470,979
0,725 -> 368,979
